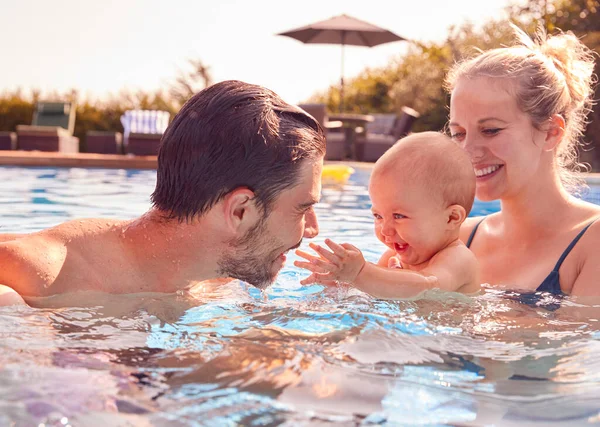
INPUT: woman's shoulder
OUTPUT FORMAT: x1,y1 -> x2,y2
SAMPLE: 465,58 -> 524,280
567,210 -> 600,295
459,214 -> 496,244
573,208 -> 600,249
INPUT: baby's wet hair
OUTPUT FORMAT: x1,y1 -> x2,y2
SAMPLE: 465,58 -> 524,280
374,131 -> 476,215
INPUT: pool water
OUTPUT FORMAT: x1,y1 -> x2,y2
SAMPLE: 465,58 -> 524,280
1,165 -> 600,426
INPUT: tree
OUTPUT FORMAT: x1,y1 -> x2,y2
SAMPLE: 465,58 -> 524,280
169,59 -> 213,108
308,20 -> 514,133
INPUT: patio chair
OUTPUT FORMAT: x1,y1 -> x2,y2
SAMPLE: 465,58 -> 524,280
16,102 -> 79,153
0,132 -> 16,150
121,110 -> 170,156
297,103 -> 344,160
85,130 -> 123,154
357,106 -> 420,162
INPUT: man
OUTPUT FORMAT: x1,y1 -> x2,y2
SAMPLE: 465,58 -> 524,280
0,80 -> 326,306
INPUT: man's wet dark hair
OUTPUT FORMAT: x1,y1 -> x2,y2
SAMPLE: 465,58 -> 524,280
151,80 -> 326,221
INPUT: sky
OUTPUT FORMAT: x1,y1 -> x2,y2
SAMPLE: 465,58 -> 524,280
1,0 -> 517,105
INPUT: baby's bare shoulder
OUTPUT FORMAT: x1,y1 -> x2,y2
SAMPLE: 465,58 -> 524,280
433,240 -> 475,264
428,242 -> 479,292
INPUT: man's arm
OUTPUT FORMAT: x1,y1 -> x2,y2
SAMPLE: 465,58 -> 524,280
0,233 -> 25,243
0,284 -> 26,306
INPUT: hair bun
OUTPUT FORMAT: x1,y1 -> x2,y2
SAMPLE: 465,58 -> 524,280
525,27 -> 596,108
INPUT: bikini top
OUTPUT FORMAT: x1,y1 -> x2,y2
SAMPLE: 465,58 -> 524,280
466,217 -> 598,310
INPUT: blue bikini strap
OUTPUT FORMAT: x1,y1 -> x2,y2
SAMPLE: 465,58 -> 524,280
551,218 -> 600,272
465,218 -> 485,248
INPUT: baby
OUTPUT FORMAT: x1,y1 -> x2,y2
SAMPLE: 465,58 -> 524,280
296,131 -> 480,299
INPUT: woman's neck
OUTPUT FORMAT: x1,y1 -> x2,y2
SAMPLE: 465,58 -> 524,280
499,172 -> 574,233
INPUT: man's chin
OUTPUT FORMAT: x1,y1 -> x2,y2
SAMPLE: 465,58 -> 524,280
248,265 -> 285,290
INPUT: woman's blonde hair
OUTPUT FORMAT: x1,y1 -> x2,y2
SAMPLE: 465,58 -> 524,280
445,24 -> 597,192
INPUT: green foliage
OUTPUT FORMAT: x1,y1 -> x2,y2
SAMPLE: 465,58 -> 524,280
169,59 -> 213,107
306,1 -> 600,169
509,0 -> 600,169
0,58 -> 212,151
308,20 -> 515,133
0,89 -> 35,132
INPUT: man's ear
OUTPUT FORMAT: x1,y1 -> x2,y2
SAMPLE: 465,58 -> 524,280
542,114 -> 566,152
221,188 -> 261,235
446,204 -> 467,229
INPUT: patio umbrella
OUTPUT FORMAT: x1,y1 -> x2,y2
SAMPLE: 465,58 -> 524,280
278,14 -> 407,111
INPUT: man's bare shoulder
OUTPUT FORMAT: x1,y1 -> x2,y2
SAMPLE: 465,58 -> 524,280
0,218 -> 127,296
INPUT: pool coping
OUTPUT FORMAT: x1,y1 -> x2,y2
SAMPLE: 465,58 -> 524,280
2,151 -> 600,182
0,151 -> 377,171
0,151 -> 157,169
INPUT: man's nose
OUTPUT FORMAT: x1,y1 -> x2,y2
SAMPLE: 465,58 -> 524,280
303,209 -> 319,238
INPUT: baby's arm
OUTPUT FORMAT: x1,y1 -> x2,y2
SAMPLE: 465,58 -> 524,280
295,239 -> 438,299
295,239 -> 366,285
295,240 -> 479,299
377,249 -> 397,267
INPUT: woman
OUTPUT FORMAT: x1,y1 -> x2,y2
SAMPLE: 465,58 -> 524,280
446,25 -> 599,296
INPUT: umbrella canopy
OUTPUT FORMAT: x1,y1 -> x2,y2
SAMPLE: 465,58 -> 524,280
278,14 -> 405,47
278,14 -> 407,111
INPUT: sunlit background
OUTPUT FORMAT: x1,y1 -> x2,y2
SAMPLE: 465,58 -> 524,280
2,0 -> 515,103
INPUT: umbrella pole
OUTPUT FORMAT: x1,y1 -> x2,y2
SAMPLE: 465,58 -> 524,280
340,31 -> 345,113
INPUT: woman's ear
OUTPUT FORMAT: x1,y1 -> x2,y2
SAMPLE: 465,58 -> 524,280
542,114 -> 566,152
446,204 -> 467,230
221,188 -> 261,235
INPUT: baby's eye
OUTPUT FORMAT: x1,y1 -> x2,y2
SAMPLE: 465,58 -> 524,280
393,213 -> 405,220
373,213 -> 382,220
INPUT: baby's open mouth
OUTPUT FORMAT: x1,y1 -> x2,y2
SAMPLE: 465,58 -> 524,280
394,242 -> 408,252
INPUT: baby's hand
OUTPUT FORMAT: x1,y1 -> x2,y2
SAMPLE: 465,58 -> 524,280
294,238 -> 365,285
388,256 -> 401,269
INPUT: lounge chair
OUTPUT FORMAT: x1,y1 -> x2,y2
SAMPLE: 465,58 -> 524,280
85,131 -> 123,154
357,106 -> 420,162
297,104 -> 344,160
16,102 -> 79,153
0,132 -> 16,150
120,110 -> 170,155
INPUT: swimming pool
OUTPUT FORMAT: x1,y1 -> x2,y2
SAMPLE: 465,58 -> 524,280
1,165 -> 600,426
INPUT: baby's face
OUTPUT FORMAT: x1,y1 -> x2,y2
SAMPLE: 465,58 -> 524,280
369,172 -> 451,268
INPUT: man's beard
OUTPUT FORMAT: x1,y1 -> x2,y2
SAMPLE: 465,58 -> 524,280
217,216 -> 301,289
